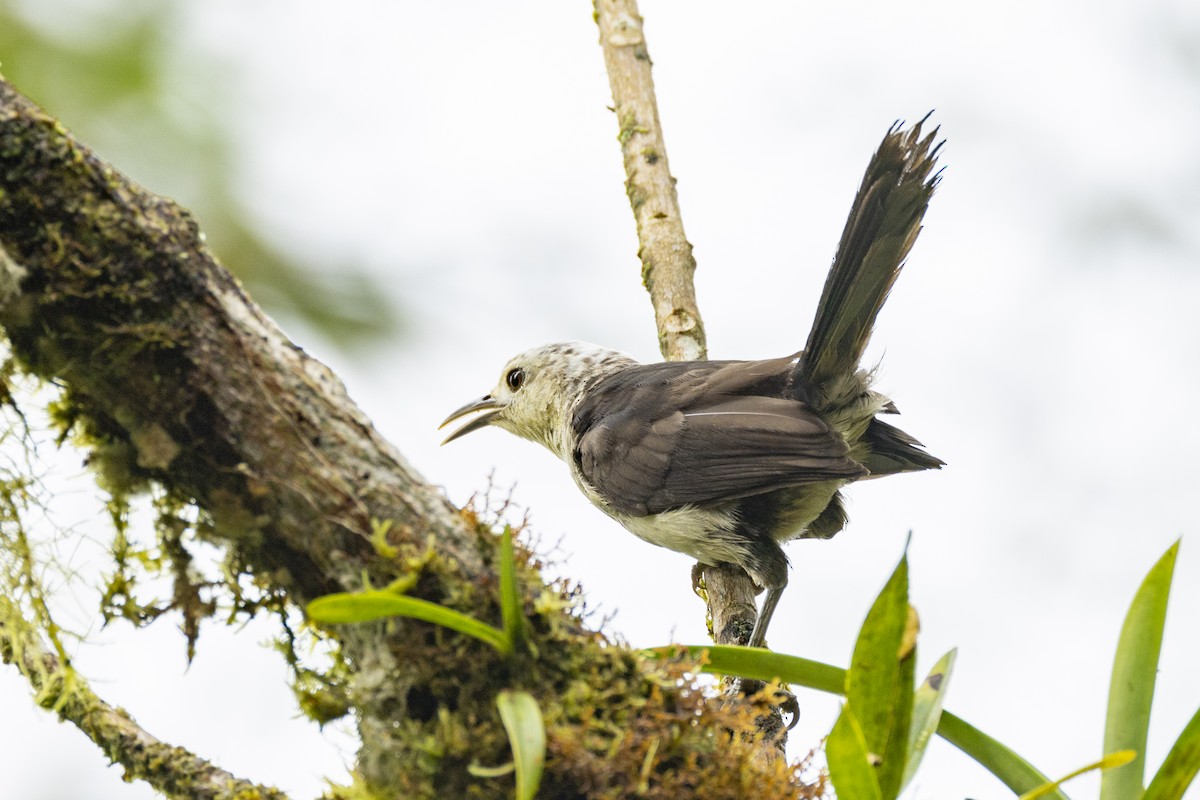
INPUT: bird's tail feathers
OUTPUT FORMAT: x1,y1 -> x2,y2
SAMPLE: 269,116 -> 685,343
860,417 -> 946,476
799,115 -> 942,406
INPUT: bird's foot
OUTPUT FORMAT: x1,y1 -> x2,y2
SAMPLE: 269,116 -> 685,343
775,687 -> 800,730
690,561 -> 706,597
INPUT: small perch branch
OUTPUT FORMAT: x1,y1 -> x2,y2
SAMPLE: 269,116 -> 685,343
593,0 -> 706,363
0,600 -> 290,800
592,0 -> 783,754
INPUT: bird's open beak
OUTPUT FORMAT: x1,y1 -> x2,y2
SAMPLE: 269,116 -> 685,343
439,396 -> 504,444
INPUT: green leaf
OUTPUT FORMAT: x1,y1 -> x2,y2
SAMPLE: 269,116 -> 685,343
846,550 -> 914,799
307,590 -> 511,653
1020,750 -> 1136,800
827,706 -> 883,800
937,711 -> 1064,798
1102,540 -> 1179,800
643,645 -> 844,694
498,527 -> 525,652
496,690 -> 546,800
648,644 -> 1060,796
1144,704 -> 1200,800
901,649 -> 957,793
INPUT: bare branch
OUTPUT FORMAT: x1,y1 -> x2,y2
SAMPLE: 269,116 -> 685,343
592,0 -> 784,758
0,599 -> 290,800
592,1 -> 759,641
593,0 -> 706,362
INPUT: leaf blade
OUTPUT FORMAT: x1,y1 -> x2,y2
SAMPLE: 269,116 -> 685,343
901,648 -> 957,793
1143,704 -> 1200,800
498,527 -> 525,652
937,711 -> 1065,798
496,689 -> 546,800
827,706 -> 883,800
1101,540 -> 1180,800
307,590 -> 511,653
644,645 -> 845,694
846,550 -> 913,799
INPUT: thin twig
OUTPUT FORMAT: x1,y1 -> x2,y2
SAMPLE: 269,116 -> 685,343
593,0 -> 706,363
592,0 -> 784,756
0,599 -> 290,800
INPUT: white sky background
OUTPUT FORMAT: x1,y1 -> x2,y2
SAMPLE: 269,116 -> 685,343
3,1 -> 1200,798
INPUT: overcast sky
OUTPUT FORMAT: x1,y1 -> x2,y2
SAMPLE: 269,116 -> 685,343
3,1 -> 1200,798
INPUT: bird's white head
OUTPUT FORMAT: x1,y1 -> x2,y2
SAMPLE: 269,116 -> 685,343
440,342 -> 637,459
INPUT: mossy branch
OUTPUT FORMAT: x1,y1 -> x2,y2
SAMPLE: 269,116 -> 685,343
0,73 -> 812,797
0,598 -> 290,800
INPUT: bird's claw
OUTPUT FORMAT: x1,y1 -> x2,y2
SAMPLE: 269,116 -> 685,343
690,562 -> 706,597
775,687 -> 800,730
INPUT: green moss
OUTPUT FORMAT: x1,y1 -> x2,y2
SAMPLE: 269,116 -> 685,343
617,111 -> 649,145
626,175 -> 648,213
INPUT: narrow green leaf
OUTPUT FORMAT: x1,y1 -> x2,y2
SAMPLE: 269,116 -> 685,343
1102,540 -> 1179,800
1144,704 -> 1200,800
1019,750 -> 1136,800
846,551 -> 913,799
307,590 -> 511,653
498,527 -> 525,652
827,706 -> 883,800
646,643 -> 1064,796
496,690 -> 545,800
644,645 -> 845,694
648,644 -> 1059,795
937,711 -> 1064,799
901,649 -> 957,793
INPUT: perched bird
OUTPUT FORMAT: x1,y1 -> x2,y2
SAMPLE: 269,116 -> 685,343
441,118 -> 944,648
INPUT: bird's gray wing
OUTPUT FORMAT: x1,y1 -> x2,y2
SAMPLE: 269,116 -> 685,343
574,386 -> 866,517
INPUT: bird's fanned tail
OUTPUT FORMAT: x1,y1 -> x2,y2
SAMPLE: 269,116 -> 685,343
799,115 -> 942,406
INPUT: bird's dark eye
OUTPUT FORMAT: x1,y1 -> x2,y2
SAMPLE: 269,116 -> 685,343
506,367 -> 526,391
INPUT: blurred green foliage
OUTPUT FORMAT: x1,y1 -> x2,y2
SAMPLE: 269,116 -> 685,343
0,0 -> 397,347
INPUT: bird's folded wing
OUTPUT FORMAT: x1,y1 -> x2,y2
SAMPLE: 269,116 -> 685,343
575,395 -> 866,517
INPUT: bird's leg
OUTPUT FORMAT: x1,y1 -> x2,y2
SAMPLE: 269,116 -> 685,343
747,580 -> 785,649
741,580 -> 799,730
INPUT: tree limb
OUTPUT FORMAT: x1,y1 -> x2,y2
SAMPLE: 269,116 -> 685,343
0,599 -> 290,800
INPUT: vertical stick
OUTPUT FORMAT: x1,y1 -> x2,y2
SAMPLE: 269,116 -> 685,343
592,0 -> 783,756
593,0 -> 706,363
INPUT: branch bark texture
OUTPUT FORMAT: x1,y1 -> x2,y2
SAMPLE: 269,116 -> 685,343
594,0 -> 706,363
0,600 -> 289,800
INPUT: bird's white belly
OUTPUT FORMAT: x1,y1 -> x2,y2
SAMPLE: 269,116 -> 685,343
613,506 -> 749,567
569,464 -> 752,567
